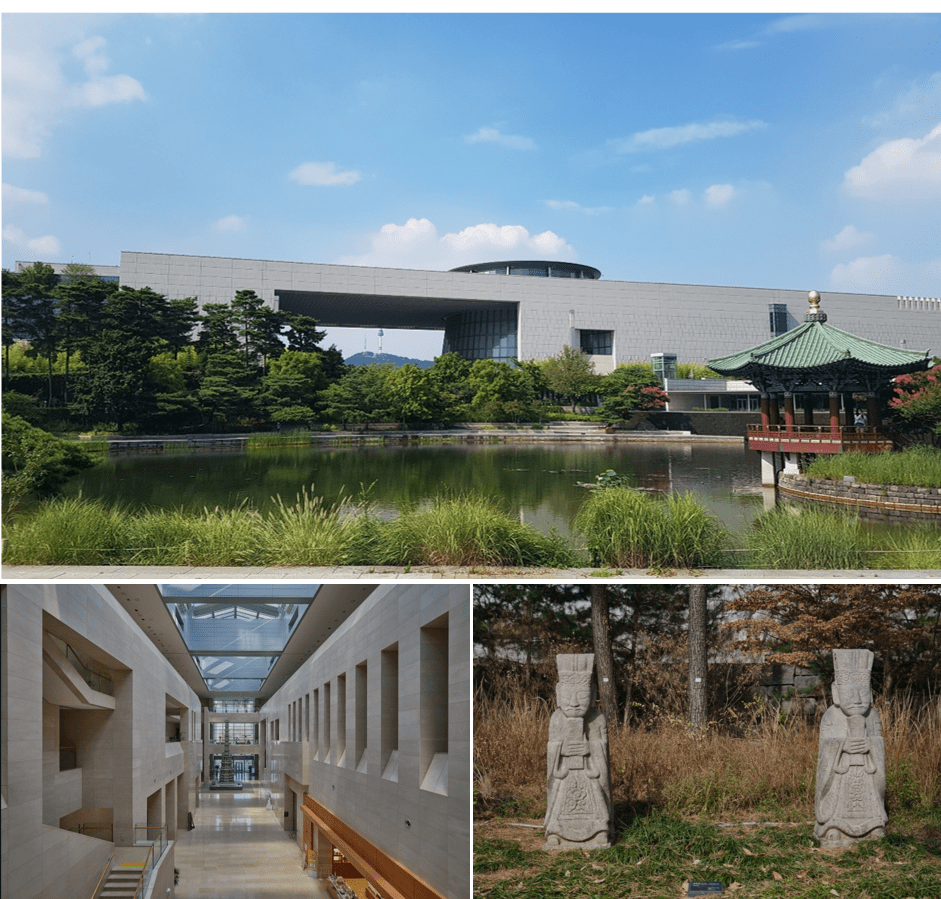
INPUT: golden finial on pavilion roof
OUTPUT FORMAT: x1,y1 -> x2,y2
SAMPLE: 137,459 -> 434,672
805,289 -> 828,323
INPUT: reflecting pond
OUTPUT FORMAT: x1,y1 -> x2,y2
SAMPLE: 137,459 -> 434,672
63,441 -> 765,538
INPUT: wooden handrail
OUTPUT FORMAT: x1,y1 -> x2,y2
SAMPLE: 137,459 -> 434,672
89,853 -> 114,899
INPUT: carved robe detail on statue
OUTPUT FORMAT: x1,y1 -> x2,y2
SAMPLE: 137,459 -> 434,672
543,654 -> 612,850
814,649 -> 888,847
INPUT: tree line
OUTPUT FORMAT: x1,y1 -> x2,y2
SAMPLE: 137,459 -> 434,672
2,262 -> 691,434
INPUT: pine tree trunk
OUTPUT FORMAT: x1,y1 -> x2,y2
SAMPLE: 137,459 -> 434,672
591,584 -> 618,726
688,584 -> 708,729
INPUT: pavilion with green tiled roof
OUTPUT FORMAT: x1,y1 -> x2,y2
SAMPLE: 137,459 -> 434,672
708,291 -> 931,482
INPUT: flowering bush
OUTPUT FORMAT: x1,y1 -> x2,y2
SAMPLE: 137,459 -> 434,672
890,368 -> 941,436
598,385 -> 668,420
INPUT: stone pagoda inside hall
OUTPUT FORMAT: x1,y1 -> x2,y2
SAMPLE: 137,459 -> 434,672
209,720 -> 243,791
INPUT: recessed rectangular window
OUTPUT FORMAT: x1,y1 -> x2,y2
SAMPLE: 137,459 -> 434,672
381,644 -> 399,782
323,683 -> 331,761
312,688 -> 320,758
337,674 -> 347,766
304,693 -> 310,743
420,614 -> 449,795
579,330 -> 613,355
355,662 -> 367,773
770,303 -> 789,337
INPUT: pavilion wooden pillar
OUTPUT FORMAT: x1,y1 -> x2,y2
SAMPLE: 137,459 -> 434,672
768,394 -> 780,426
828,392 -> 841,433
802,393 -> 815,425
866,393 -> 882,429
783,392 -> 795,429
760,394 -> 770,429
843,392 -> 855,427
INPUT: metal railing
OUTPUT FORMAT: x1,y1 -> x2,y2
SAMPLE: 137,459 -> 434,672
68,822 -> 113,841
50,635 -> 113,695
128,825 -> 169,899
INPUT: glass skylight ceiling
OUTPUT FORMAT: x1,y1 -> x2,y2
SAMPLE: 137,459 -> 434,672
158,584 -> 319,695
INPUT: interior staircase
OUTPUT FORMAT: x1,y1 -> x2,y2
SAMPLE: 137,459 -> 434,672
98,862 -> 144,899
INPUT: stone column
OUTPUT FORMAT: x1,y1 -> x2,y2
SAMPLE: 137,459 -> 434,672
814,649 -> 887,847
544,654 -> 611,850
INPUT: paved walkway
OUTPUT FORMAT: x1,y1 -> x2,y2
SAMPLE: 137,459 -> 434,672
174,781 -> 326,899
3,564 -> 934,580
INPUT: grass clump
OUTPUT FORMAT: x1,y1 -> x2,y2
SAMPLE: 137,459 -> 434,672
804,445 -> 941,488
574,488 -> 728,569
377,494 -> 577,567
745,507 -> 868,569
873,524 -> 941,570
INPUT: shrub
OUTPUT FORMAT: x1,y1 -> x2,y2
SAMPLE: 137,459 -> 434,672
745,507 -> 867,570
574,487 -> 727,569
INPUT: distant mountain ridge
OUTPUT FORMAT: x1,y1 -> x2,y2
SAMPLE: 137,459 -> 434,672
344,351 -> 434,369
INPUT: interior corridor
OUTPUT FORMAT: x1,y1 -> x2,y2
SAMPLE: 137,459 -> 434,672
173,781 -> 327,899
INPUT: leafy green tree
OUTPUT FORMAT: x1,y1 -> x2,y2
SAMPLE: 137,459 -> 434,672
147,347 -> 201,431
70,336 -> 156,431
197,350 -> 261,429
162,297 -> 201,357
1,268 -> 24,376
386,364 -> 443,423
466,359 -> 538,421
598,384 -> 668,420
1,413 -> 94,509
676,361 -> 722,379
55,264 -> 115,403
599,362 -> 659,396
429,352 -> 473,416
540,345 -> 598,412
261,350 -> 326,425
230,289 -> 286,369
321,364 -> 394,425
285,314 -> 327,353
10,263 -> 60,404
197,303 -> 241,355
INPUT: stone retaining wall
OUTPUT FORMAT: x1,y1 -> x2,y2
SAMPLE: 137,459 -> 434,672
778,473 -> 941,522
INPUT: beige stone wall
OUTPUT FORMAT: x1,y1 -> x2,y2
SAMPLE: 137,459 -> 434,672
1,583 -> 202,899
262,584 -> 470,899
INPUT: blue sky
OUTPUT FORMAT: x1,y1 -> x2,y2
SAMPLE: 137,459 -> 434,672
3,11 -> 940,360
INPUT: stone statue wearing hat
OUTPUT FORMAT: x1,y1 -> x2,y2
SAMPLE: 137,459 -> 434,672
543,653 -> 612,850
814,649 -> 888,846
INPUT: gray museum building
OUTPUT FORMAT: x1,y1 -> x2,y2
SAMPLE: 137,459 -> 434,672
21,251 -> 940,371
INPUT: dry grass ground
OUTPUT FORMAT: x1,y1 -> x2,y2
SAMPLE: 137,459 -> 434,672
474,692 -> 940,898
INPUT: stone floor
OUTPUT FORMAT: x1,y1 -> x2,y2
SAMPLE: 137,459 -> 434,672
173,782 -> 327,899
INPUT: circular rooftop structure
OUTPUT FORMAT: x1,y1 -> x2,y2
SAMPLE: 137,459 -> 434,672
449,260 -> 601,279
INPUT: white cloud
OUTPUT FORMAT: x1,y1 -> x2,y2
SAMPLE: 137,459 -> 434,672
637,194 -> 656,206
2,23 -> 146,158
3,224 -> 62,258
843,123 -> 941,201
545,199 -> 611,215
336,218 -> 576,270
822,225 -> 875,254
704,183 -> 735,207
612,119 -> 768,153
3,183 -> 49,204
863,72 -> 941,131
289,161 -> 361,187
465,127 -> 536,151
213,215 -> 247,232
829,253 -> 941,297
668,189 -> 692,206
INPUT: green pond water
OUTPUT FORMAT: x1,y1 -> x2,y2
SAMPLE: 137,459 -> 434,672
62,441 -> 766,539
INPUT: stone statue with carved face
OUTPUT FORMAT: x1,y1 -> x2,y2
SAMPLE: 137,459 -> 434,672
543,653 -> 612,850
814,649 -> 888,846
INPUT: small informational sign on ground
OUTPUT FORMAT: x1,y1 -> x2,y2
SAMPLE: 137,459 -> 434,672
687,882 -> 724,896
